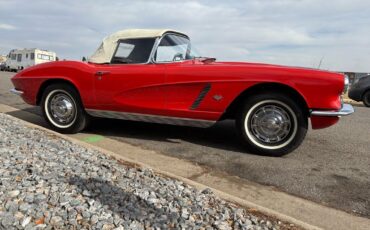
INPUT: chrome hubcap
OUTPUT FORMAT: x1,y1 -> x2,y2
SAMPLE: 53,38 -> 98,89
49,93 -> 76,125
250,105 -> 292,144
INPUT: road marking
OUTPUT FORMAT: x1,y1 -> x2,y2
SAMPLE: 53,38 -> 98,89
83,135 -> 104,143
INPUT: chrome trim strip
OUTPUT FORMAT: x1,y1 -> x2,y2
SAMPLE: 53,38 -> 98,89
10,88 -> 24,96
148,37 -> 161,63
190,83 -> 211,110
310,104 -> 354,117
85,109 -> 216,128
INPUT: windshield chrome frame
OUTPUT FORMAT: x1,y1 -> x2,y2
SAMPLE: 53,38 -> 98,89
150,32 -> 191,64
107,32 -> 190,65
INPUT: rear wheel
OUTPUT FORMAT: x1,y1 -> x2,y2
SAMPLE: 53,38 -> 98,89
362,91 -> 370,107
236,92 -> 308,156
41,83 -> 88,133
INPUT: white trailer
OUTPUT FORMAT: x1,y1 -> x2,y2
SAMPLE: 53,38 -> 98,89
5,48 -> 56,72
0,55 -> 6,62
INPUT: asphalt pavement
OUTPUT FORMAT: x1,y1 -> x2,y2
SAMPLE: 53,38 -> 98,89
1,71 -> 369,218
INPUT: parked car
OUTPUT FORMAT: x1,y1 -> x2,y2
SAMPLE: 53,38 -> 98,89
348,74 -> 370,107
0,62 -> 6,71
10,29 -> 354,156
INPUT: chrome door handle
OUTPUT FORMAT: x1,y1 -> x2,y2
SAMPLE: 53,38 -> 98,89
95,71 -> 110,76
95,71 -> 110,80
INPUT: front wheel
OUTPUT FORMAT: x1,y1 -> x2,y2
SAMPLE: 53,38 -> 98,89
41,83 -> 88,133
362,91 -> 370,107
236,93 -> 308,156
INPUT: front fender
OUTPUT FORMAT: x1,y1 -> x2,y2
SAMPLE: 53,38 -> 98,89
11,61 -> 95,107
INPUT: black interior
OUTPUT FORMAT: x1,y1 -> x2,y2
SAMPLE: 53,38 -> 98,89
111,38 -> 155,64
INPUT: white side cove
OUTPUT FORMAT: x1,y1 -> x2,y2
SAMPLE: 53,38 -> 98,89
85,109 -> 216,128
5,48 -> 56,71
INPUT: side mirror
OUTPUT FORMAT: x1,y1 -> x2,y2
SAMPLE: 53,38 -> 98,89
173,53 -> 184,62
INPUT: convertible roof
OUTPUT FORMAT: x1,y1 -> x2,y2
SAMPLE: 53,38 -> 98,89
89,29 -> 187,64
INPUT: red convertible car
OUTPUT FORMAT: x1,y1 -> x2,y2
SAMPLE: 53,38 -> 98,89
11,29 -> 354,156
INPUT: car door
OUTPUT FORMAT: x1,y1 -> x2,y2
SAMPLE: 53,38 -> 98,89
154,34 -> 219,120
93,38 -> 166,115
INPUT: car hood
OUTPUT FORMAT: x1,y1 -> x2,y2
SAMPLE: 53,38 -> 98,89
213,61 -> 335,74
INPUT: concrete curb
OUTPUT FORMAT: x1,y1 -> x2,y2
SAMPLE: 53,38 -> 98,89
2,103 -> 370,230
0,106 -> 319,230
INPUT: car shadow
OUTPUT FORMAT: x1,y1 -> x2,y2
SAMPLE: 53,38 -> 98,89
84,117 -> 247,153
5,107 -> 249,154
68,176 -> 188,228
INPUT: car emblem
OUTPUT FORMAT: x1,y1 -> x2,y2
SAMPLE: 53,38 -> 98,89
213,95 -> 223,101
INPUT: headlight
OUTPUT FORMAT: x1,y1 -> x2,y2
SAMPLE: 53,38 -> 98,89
343,75 -> 349,94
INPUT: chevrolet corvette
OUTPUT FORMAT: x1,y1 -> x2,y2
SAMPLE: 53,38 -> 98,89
10,29 -> 354,156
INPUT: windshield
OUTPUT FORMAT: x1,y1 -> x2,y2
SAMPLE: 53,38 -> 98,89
154,34 -> 200,62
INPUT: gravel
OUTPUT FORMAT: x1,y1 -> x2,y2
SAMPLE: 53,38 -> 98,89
0,113 -> 294,230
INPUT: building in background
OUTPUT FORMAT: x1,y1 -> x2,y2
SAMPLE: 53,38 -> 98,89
5,48 -> 56,72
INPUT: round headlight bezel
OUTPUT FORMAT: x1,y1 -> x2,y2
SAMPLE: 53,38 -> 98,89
343,75 -> 349,94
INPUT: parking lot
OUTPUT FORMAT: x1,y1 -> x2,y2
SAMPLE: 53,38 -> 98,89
1,71 -> 369,218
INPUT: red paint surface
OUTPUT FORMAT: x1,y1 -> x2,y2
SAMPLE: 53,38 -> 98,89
311,116 -> 340,129
11,59 -> 345,128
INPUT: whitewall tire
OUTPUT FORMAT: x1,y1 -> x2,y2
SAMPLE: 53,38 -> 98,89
41,83 -> 88,133
236,92 -> 307,156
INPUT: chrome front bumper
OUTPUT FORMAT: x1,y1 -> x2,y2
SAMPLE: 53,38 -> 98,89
10,88 -> 24,96
310,104 -> 354,117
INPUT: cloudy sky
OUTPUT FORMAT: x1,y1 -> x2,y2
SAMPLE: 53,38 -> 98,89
0,0 -> 369,72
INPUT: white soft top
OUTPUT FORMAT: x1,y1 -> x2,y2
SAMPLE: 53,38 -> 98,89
89,29 -> 186,64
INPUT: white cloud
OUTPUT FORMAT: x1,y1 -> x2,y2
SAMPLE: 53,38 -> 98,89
0,23 -> 16,30
0,0 -> 369,72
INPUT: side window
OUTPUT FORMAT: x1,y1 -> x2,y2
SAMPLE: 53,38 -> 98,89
30,53 -> 35,60
112,38 -> 155,64
37,54 -> 52,60
155,34 -> 191,62
26,53 -> 29,59
115,43 -> 135,58
17,54 -> 22,62
11,54 -> 16,60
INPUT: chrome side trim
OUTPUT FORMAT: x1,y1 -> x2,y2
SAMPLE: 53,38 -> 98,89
190,83 -> 211,110
85,109 -> 216,128
10,88 -> 24,96
310,104 -> 354,117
